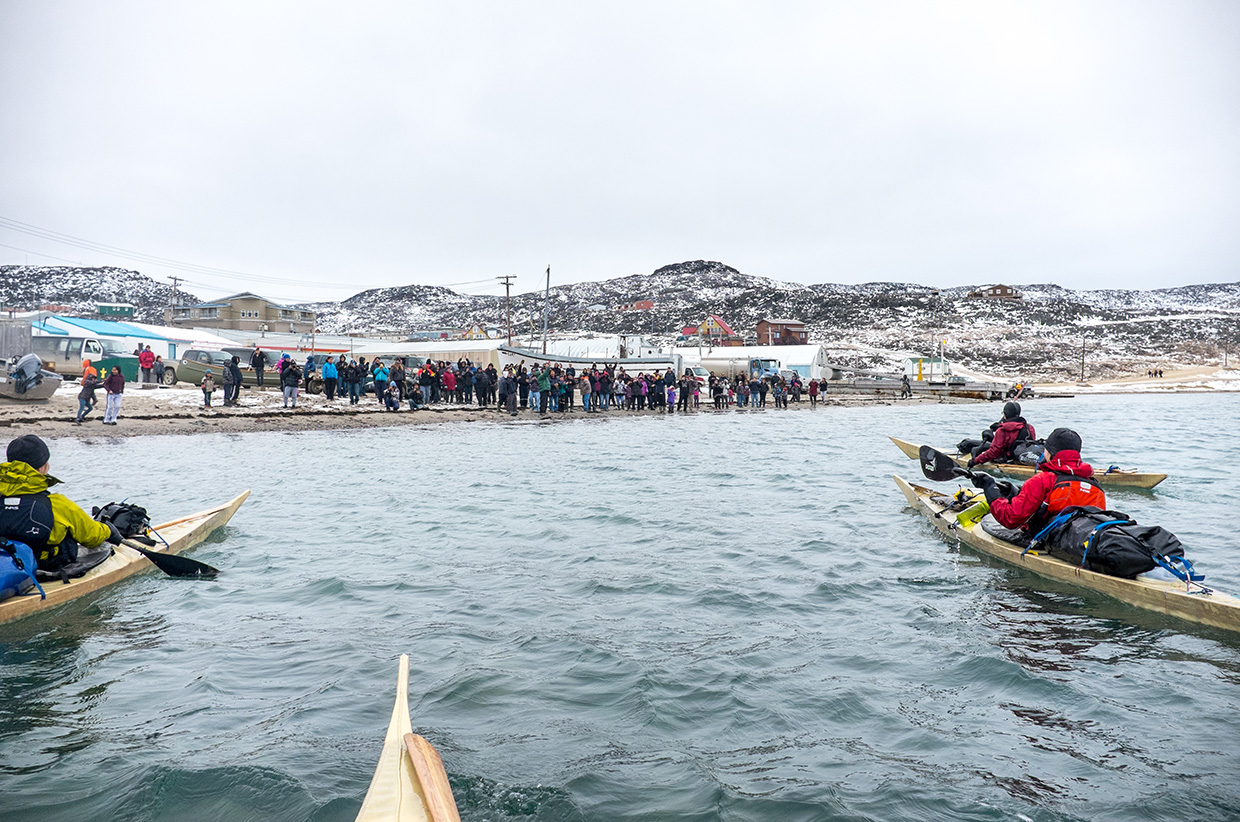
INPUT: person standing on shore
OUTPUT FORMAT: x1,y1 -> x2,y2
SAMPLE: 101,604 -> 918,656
102,366 -> 124,425
321,356 -> 338,400
75,370 -> 99,424
225,356 -> 243,406
153,355 -> 166,385
200,370 -> 216,407
500,369 -> 519,416
303,355 -> 317,392
808,378 -> 820,407
390,358 -> 407,401
578,372 -> 592,412
344,359 -> 362,404
281,359 -> 302,408
221,360 -> 236,406
372,360 -> 389,406
900,374 -> 911,399
138,345 -> 155,383
250,347 -> 269,389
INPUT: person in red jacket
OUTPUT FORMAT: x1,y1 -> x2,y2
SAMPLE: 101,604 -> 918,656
138,345 -> 156,383
973,428 -> 1106,532
969,401 -> 1035,467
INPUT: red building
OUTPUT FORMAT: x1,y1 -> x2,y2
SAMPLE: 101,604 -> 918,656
755,318 -> 808,345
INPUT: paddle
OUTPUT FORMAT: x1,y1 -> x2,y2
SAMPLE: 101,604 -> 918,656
119,538 -> 219,579
918,445 -> 974,482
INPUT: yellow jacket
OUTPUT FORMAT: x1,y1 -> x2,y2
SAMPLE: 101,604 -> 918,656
0,460 -> 112,551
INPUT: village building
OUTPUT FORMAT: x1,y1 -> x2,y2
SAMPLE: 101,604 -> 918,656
967,284 -> 1022,300
680,314 -> 743,345
755,318 -> 808,346
166,292 -> 316,334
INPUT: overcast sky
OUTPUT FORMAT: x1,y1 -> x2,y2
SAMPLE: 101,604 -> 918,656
1,1 -> 1237,303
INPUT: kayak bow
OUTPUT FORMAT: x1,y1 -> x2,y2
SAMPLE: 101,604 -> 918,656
355,654 -> 460,822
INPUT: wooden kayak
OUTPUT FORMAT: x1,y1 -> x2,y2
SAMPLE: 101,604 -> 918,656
0,490 -> 249,625
355,654 -> 460,822
894,474 -> 1240,633
889,436 -> 1167,489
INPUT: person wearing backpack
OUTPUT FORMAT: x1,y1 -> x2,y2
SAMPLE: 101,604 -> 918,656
968,401 -> 1036,467
0,435 -> 122,577
971,428 -> 1106,533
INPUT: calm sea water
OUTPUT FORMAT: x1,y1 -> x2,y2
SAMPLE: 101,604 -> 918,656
2,394 -> 1239,821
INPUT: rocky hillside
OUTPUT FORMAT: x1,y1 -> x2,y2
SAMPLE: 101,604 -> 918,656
313,261 -> 1240,380
0,265 -> 195,324
6,262 -> 1239,381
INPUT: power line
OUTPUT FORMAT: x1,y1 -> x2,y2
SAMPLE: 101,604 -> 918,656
0,217 -> 518,299
0,215 -> 392,291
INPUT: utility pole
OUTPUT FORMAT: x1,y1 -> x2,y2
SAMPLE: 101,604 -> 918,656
542,265 -> 550,355
169,275 -> 182,325
497,274 -> 516,345
1080,334 -> 1086,381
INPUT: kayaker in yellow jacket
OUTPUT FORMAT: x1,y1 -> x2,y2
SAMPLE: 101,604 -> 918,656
0,435 -> 120,572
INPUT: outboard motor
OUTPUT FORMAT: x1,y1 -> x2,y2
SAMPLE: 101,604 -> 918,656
8,354 -> 44,395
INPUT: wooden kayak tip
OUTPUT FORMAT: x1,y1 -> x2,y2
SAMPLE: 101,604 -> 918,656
403,733 -> 462,822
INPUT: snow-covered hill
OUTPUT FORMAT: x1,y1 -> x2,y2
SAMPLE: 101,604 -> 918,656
0,265 -> 195,323
5,261 -> 1239,381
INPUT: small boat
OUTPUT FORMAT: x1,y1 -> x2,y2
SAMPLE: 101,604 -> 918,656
0,354 -> 62,402
894,474 -> 1240,633
355,654 -> 460,822
889,437 -> 1167,489
0,491 -> 249,625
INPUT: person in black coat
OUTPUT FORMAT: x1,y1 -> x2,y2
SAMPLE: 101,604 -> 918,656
250,347 -> 269,388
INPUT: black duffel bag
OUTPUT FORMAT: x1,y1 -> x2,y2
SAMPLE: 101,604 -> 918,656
957,437 -> 984,454
1041,507 -> 1184,579
92,502 -> 152,539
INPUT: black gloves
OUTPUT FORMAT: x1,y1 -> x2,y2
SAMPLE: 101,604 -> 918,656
970,472 -> 1006,505
966,458 -> 977,468
106,523 -> 124,545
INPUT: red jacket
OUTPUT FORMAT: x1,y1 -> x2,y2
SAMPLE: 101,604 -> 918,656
138,350 -> 155,368
974,418 -> 1035,465
989,450 -> 1104,531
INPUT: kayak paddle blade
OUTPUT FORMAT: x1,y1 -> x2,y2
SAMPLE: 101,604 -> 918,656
919,445 -> 968,482
123,540 -> 220,579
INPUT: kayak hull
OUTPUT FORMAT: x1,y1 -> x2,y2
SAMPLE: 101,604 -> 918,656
355,654 -> 460,822
894,474 -> 1240,633
890,437 -> 1167,489
0,491 -> 249,625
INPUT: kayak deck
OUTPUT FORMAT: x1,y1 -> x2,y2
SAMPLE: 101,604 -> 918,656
0,490 -> 249,625
894,474 -> 1240,633
889,436 -> 1167,489
355,654 -> 460,822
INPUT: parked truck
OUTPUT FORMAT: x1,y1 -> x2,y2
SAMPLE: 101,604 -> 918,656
30,336 -> 140,381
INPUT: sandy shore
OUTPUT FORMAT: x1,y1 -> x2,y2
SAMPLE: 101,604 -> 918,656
1037,365 -> 1240,394
0,382 -> 966,440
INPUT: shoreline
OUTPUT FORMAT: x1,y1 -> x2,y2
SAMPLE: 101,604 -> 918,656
1,384 -> 971,441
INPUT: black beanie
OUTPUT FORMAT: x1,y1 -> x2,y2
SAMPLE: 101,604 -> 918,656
6,434 -> 50,469
1045,427 -> 1082,456
1003,401 -> 1021,419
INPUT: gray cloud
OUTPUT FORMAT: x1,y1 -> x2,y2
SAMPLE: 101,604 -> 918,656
2,0 -> 1237,301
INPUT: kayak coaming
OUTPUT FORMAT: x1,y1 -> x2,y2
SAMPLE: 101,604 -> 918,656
889,436 -> 1168,489
894,474 -> 1240,633
355,653 -> 460,822
0,490 -> 249,625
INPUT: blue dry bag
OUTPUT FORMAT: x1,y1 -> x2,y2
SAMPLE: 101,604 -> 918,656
0,539 -> 44,602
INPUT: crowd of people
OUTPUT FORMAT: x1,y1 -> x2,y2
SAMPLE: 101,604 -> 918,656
72,346 -> 831,426
287,352 -> 828,416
